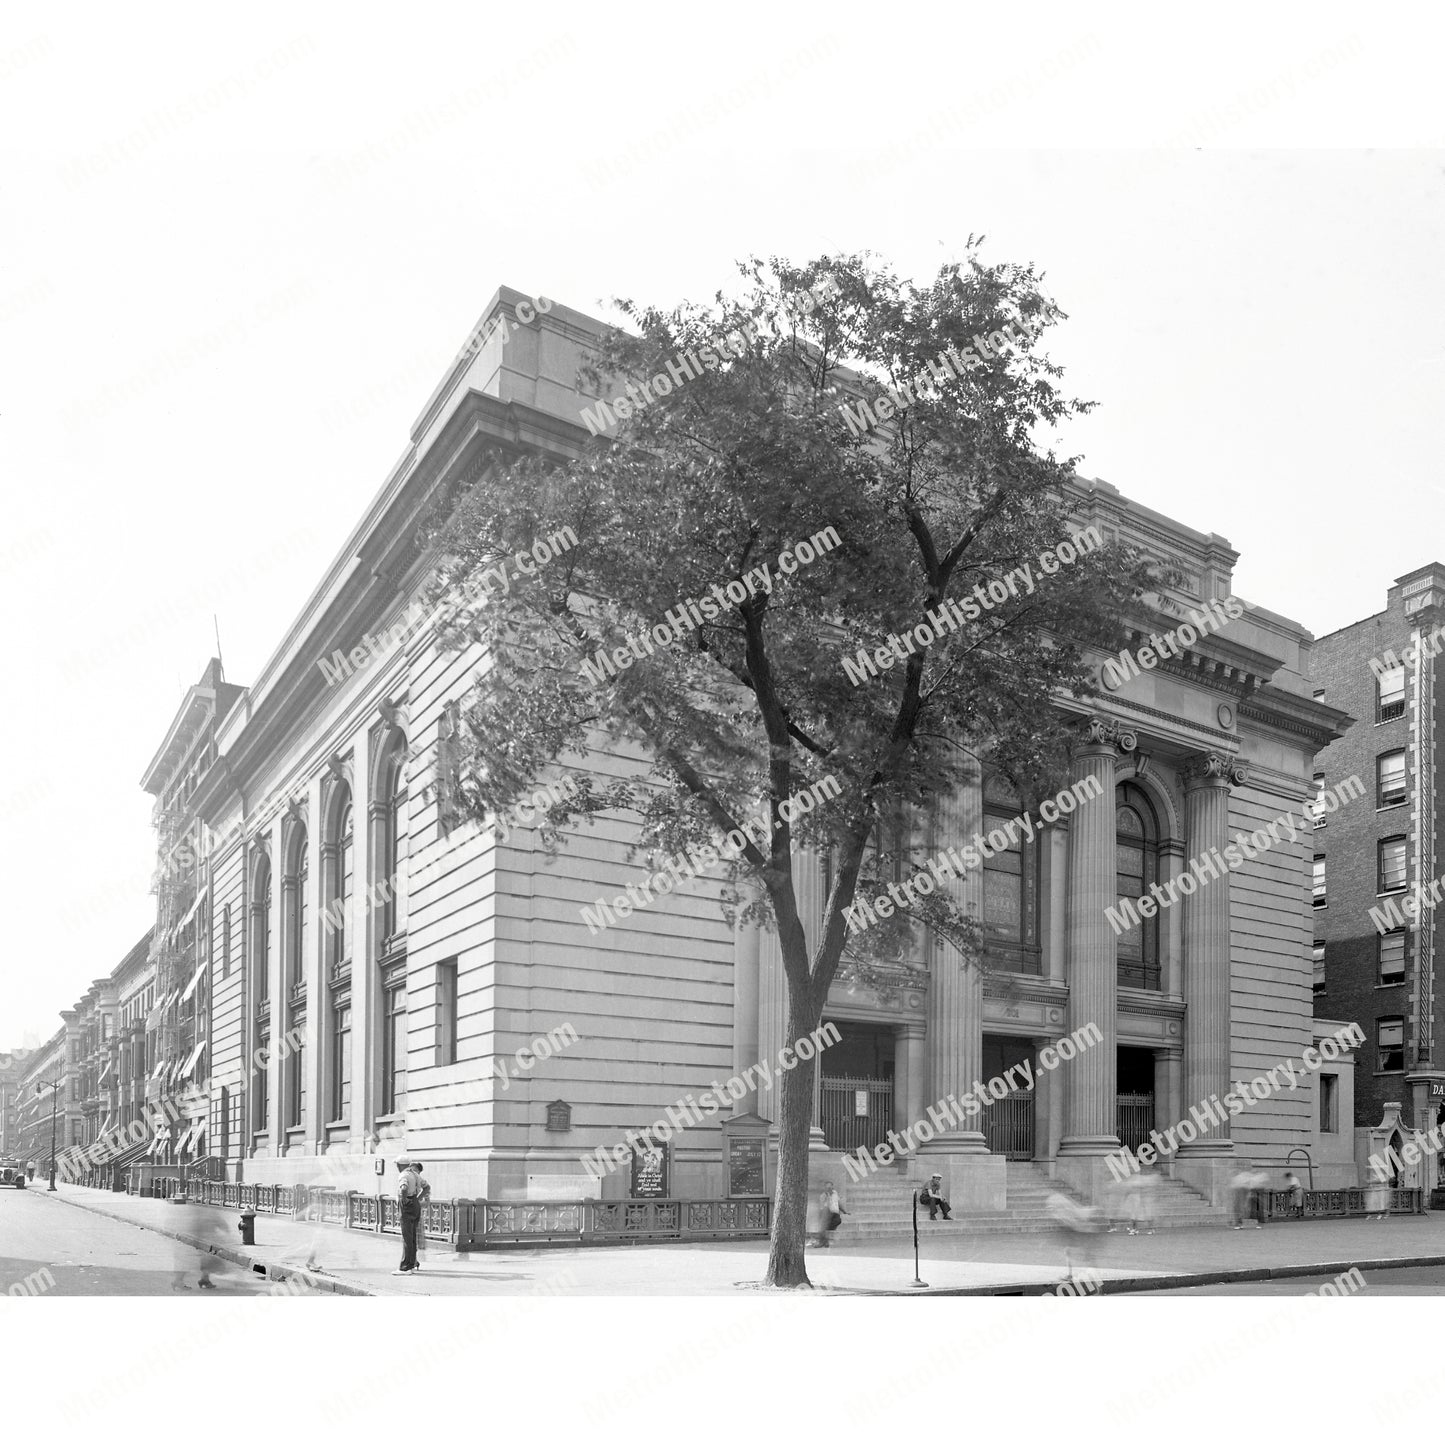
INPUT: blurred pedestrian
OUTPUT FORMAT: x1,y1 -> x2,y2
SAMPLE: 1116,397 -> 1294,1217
1046,1190 -> 1104,1283
1247,1168 -> 1271,1225
1283,1171 -> 1305,1216
814,1182 -> 847,1247
1129,1166 -> 1160,1235
1228,1168 -> 1255,1229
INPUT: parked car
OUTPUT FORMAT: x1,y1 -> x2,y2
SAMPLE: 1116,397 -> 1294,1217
0,1159 -> 26,1189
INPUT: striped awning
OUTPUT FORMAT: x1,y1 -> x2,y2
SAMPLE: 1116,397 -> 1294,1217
180,957 -> 206,1003
181,1041 -> 206,1080
179,891 -> 205,932
97,1060 -> 112,1086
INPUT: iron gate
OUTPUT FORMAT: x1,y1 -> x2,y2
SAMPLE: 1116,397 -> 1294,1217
983,1089 -> 1035,1159
820,1075 -> 893,1153
1117,1092 -> 1155,1153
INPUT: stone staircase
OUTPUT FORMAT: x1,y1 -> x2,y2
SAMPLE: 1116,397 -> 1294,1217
833,1160 -> 1227,1242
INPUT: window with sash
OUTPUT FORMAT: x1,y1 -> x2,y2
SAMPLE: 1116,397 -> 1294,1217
1378,750 -> 1407,808
981,776 -> 1040,974
1379,929 -> 1406,985
1115,783 -> 1160,989
1378,1016 -> 1404,1073
1378,666 -> 1405,723
1378,836 -> 1407,894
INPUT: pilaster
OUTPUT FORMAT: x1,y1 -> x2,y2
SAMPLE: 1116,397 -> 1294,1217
1176,752 -> 1245,1160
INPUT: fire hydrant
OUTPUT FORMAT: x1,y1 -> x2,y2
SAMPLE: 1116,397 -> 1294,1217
237,1208 -> 256,1246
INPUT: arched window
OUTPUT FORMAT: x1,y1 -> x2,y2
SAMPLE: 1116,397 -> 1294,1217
326,797 -> 354,965
378,734 -> 409,1117
382,743 -> 408,944
252,854 -> 272,1138
284,826 -> 308,1132
1115,783 -> 1160,990
981,775 -> 1040,973
285,826 -> 308,994
253,856 -> 272,1002
325,784 -> 354,1125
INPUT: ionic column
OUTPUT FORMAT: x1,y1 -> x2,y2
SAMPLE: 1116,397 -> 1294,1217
921,784 -> 986,1153
1177,753 -> 1244,1158
1158,1046 -> 1183,1165
895,1023 -> 926,1136
1058,717 -> 1133,1155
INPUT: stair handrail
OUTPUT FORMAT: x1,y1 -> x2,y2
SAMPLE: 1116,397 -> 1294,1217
1285,1147 -> 1314,1191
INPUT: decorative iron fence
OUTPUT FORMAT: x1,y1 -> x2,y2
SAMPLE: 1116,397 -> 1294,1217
167,1179 -> 770,1250
982,1089 -> 1034,1159
1261,1187 -> 1422,1220
475,1197 -> 770,1248
820,1075 -> 893,1154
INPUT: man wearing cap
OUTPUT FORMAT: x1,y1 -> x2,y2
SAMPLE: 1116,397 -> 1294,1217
919,1172 -> 952,1220
393,1156 -> 425,1274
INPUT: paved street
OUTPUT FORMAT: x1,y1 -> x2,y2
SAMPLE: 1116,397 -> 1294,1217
1149,1266 -> 1445,1295
0,1186 -> 332,1296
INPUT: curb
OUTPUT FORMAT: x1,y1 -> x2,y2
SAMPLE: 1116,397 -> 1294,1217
39,1189 -> 377,1296
848,1251 -> 1445,1295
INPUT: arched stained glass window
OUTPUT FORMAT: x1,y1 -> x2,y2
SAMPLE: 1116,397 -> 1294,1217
1115,783 -> 1160,990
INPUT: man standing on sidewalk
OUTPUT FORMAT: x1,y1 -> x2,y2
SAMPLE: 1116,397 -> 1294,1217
393,1156 -> 425,1275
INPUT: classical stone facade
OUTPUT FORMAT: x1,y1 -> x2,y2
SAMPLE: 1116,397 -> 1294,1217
17,286 -> 1361,1209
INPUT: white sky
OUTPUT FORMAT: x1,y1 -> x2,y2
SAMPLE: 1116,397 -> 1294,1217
2,4 -> 1442,1049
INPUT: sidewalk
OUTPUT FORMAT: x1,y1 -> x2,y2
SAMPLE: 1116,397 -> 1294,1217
39,1184 -> 1445,1296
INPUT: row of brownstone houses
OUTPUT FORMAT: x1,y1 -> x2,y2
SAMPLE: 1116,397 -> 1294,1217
4,284 -> 1444,1221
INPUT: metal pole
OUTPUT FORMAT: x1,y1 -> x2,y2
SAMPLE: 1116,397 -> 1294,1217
911,1188 -> 928,1288
46,1080 -> 58,1192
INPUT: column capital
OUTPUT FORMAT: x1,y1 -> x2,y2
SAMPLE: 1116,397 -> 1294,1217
1182,752 -> 1248,790
1073,714 -> 1138,757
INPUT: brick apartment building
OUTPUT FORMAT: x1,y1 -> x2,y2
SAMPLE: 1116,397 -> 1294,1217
1311,562 -> 1445,1187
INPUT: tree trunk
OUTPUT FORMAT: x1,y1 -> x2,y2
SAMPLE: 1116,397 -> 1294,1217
763,998 -> 823,1288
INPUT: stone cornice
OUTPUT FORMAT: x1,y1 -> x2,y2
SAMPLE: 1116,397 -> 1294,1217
193,390 -> 592,810
982,975 -> 1069,1008
1117,987 -> 1185,1022
1238,684 -> 1354,751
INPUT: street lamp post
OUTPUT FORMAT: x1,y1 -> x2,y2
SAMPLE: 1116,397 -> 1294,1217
37,1078 -> 61,1192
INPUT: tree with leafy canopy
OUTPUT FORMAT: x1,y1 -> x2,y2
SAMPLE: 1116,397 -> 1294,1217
422,248 -> 1152,1288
